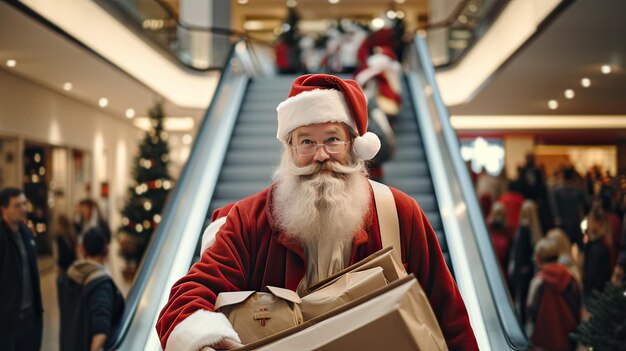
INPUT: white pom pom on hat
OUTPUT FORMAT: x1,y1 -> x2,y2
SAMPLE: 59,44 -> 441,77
353,132 -> 381,160
276,74 -> 381,161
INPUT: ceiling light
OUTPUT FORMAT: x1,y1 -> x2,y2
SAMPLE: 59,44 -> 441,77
63,82 -> 73,91
396,10 -> 405,19
286,0 -> 297,7
601,65 -> 612,74
125,108 -> 135,119
548,100 -> 558,110
6,59 -> 17,67
371,18 -> 385,30
564,89 -> 575,99
243,20 -> 264,31
237,0 -> 249,4
581,78 -> 591,88
386,10 -> 397,19
394,0 -> 406,3
98,98 -> 109,108
328,0 -> 340,4
182,134 -> 193,145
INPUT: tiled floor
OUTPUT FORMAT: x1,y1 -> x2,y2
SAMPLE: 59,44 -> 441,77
39,239 -> 131,351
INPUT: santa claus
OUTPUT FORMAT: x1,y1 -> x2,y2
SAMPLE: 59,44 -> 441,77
355,46 -> 403,119
156,74 -> 478,351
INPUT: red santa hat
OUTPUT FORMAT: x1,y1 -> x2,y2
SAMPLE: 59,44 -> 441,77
276,74 -> 381,160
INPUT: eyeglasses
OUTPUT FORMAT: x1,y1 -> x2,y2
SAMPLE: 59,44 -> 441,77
291,140 -> 350,157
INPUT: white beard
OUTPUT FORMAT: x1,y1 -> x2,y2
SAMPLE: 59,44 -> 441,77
272,150 -> 371,246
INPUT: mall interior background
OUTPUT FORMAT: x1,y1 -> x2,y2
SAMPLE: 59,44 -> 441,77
0,0 -> 625,350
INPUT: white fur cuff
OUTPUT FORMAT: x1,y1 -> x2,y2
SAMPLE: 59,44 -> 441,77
165,310 -> 241,351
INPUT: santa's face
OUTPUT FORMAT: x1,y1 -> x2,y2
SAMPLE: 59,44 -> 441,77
273,135 -> 369,246
290,122 -> 352,167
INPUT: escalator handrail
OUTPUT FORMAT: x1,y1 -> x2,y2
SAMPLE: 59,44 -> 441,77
112,40 -> 256,350
405,35 -> 529,350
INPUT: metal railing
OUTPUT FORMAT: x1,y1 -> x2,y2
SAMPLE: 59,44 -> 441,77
405,35 -> 529,350
424,0 -> 509,68
108,39 -> 267,350
92,0 -> 270,71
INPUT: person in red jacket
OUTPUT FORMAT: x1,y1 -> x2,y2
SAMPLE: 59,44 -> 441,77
527,238 -> 581,351
156,74 -> 478,351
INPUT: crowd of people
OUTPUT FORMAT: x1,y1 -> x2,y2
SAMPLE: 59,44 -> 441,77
275,15 -> 409,181
0,186 -> 123,351
476,155 -> 626,350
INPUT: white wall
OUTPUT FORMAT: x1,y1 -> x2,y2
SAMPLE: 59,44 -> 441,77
504,135 -> 535,179
0,70 -> 141,230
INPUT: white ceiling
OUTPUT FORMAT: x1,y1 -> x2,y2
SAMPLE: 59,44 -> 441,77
0,1 -> 205,126
450,0 -> 626,116
2,0 -> 623,131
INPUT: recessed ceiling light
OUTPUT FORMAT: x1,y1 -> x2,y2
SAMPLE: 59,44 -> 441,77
396,10 -> 405,19
125,108 -> 135,119
394,0 -> 406,3
581,78 -> 591,88
237,0 -> 249,4
564,89 -> 575,99
548,100 -> 558,110
328,0 -> 340,4
63,82 -> 73,91
601,65 -> 612,74
286,0 -> 297,7
182,134 -> 193,145
386,10 -> 397,19
6,59 -> 17,67
98,98 -> 109,108
371,18 -> 385,30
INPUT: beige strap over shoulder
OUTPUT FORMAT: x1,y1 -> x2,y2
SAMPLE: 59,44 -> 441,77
368,180 -> 401,255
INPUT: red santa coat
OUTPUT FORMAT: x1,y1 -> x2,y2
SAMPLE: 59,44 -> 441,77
156,183 -> 478,350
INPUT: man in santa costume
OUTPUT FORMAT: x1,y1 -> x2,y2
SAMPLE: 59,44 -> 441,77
156,74 -> 478,351
355,46 -> 403,119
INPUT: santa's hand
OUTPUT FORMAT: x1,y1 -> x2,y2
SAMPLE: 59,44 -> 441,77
202,338 -> 244,351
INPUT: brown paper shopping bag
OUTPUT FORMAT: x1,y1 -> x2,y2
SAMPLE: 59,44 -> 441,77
305,246 -> 407,295
215,286 -> 304,344
300,266 -> 387,321
236,275 -> 448,351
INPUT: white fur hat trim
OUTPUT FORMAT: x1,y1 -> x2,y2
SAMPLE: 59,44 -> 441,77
276,89 -> 357,143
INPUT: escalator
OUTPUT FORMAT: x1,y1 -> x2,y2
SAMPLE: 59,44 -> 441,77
114,37 -> 529,351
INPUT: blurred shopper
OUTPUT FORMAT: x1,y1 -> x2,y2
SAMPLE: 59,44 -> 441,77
499,180 -> 526,234
0,187 -> 43,351
336,20 -> 367,73
364,101 -> 395,181
582,206 -> 612,303
58,228 -> 125,351
354,46 -> 403,121
527,238 -> 581,351
75,198 -> 111,243
507,200 -> 542,324
53,213 -> 77,273
518,154 -> 551,231
476,169 -> 506,219
487,202 -> 512,274
547,228 -> 582,291
551,167 -> 588,247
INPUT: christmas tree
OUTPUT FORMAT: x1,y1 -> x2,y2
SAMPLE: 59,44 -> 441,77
118,102 -> 173,276
571,281 -> 626,351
